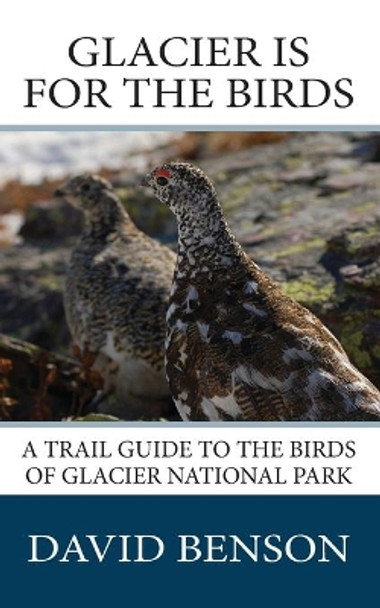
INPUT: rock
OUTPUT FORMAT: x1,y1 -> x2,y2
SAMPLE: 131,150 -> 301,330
318,167 -> 378,194
18,182 -> 177,244
326,220 -> 380,261
280,165 -> 327,185
116,185 -> 177,241
19,199 -> 83,241
0,242 -> 71,352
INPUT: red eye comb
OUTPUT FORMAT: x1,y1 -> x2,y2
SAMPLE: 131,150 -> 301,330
155,168 -> 172,179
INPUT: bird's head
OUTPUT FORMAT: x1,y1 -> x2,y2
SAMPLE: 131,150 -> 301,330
55,173 -> 114,211
142,162 -> 217,217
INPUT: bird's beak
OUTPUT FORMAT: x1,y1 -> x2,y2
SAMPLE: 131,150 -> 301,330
140,173 -> 151,188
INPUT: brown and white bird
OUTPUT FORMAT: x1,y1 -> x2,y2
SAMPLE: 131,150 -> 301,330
55,173 -> 176,419
143,162 -> 380,421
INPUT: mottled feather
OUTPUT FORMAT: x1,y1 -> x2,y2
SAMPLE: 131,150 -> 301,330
56,173 -> 176,418
144,162 -> 380,421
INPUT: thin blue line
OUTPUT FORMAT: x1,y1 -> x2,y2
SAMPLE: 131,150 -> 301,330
0,125 -> 379,131
0,421 -> 379,428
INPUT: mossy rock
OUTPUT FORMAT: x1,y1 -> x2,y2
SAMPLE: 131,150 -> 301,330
117,187 -> 177,240
282,276 -> 337,311
338,311 -> 380,387
326,221 -> 380,260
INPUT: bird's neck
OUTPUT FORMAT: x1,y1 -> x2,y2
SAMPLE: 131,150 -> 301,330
84,193 -> 129,237
175,195 -> 239,273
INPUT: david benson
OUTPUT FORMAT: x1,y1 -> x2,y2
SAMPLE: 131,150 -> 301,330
26,533 -> 350,564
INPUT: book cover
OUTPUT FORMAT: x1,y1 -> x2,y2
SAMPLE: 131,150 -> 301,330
0,1 -> 379,606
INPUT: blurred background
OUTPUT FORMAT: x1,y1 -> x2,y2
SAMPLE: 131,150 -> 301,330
0,130 -> 379,420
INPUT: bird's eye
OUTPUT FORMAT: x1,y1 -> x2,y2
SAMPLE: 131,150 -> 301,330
81,184 -> 90,192
154,167 -> 172,186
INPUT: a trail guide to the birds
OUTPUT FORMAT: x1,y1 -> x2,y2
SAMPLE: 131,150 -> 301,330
1,427 -> 379,495
1,0 -> 380,606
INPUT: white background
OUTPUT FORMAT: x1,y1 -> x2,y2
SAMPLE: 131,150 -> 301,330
0,0 -> 378,126
0,425 -> 378,495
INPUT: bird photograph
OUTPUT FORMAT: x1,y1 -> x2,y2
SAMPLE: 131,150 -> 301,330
0,130 -> 379,420
55,173 -> 176,420
143,162 -> 380,421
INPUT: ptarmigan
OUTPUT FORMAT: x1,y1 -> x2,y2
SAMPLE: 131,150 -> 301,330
55,173 -> 176,419
143,162 -> 380,421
